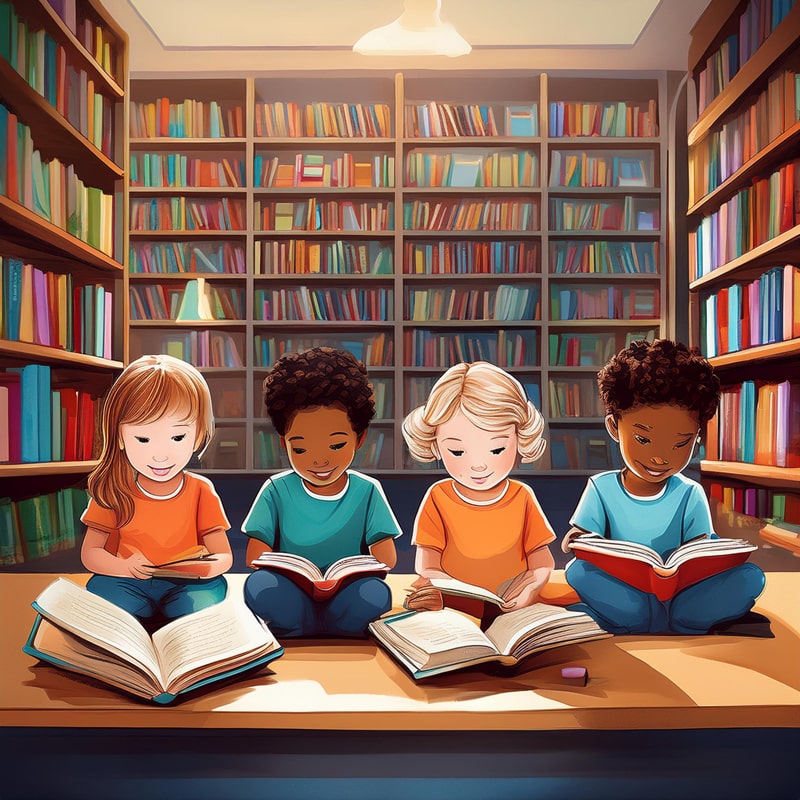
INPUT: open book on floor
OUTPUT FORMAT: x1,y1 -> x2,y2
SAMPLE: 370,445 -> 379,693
369,603 -> 611,679
23,577 -> 283,704
568,532 -> 758,601
250,552 -> 389,601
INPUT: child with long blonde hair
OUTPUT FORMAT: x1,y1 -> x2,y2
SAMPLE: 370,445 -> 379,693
81,354 -> 232,625
402,361 -> 555,619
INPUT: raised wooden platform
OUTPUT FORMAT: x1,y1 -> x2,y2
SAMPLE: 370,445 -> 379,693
3,569 -> 800,732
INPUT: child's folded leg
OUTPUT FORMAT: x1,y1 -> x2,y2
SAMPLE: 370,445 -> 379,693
668,562 -> 766,634
565,560 -> 669,634
160,575 -> 228,620
320,577 -> 392,637
244,569 -> 318,637
85,575 -> 159,623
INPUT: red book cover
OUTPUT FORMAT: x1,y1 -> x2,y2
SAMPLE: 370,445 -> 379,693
569,534 -> 756,602
56,387 -> 78,462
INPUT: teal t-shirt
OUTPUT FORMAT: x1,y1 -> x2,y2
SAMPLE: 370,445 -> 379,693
570,471 -> 714,559
242,470 -> 402,571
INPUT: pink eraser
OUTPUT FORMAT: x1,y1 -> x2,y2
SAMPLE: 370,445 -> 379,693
561,666 -> 588,685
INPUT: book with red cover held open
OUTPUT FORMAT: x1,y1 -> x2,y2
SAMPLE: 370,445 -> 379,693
568,532 -> 757,601
250,552 -> 389,601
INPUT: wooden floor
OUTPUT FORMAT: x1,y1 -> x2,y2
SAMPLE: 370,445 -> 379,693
3,562 -> 800,732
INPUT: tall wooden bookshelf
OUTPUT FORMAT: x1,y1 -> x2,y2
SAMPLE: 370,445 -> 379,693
687,0 -> 800,549
0,0 -> 128,566
128,69 -> 672,477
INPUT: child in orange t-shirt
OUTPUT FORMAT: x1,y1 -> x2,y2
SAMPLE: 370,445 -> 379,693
402,362 -> 555,620
80,354 -> 233,626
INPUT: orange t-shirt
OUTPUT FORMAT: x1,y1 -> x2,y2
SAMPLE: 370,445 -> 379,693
81,472 -> 230,566
411,479 -> 555,592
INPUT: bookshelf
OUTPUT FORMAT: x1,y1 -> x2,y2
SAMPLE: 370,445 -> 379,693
687,0 -> 800,553
0,0 -> 128,567
129,69 -> 672,477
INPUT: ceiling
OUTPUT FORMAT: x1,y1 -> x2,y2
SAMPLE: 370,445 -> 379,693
100,0 -> 715,74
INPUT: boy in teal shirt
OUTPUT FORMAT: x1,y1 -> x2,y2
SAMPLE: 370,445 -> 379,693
563,339 -> 765,634
243,347 -> 401,637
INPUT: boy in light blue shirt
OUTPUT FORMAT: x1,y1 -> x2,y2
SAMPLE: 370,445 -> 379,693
243,347 -> 401,637
562,339 -> 765,634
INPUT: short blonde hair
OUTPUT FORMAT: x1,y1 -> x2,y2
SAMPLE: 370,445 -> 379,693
88,354 -> 214,526
402,362 -> 546,463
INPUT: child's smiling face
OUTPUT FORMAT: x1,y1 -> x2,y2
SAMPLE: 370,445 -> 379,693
608,403 -> 700,492
435,409 -> 519,501
282,404 -> 363,495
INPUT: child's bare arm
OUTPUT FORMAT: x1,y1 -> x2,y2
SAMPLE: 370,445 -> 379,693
561,525 -> 591,554
245,535 -> 272,568
369,536 -> 398,569
81,526 -> 155,579
500,543 -> 555,610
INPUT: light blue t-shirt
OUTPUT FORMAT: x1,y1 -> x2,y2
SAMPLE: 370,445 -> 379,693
570,471 -> 714,559
242,470 -> 402,571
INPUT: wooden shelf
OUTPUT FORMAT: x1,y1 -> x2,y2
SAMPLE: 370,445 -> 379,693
0,460 -> 100,477
0,340 -> 123,370
700,461 -> 800,489
709,339 -> 800,369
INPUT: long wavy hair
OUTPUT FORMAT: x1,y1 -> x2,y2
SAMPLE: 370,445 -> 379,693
402,361 -> 546,464
87,354 -> 214,527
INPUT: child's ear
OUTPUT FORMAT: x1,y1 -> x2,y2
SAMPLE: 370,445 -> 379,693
604,414 -> 620,442
355,430 -> 367,449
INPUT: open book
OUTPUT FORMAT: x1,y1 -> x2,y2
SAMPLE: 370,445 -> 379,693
568,532 -> 757,601
369,604 -> 610,679
23,578 -> 283,703
428,576 -> 507,607
250,552 -> 389,601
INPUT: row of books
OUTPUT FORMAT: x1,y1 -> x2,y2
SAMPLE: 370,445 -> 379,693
402,198 -> 538,232
700,264 -> 800,356
129,154 -> 246,188
0,2 -> 115,156
405,284 -> 540,322
255,152 -> 395,189
404,150 -> 539,188
549,427 -> 623,471
710,379 -> 799,467
130,98 -> 245,138
708,481 -> 800,524
352,430 -> 387,470
549,150 -> 655,188
0,102 -> 115,255
129,196 -> 246,232
254,239 -> 392,275
253,333 -> 393,368
549,196 -> 660,232
549,329 -> 656,367
254,101 -> 392,139
404,239 -> 539,275
0,365 -> 99,464
129,280 -> 244,322
254,286 -> 393,322
549,377 -> 605,419
46,0 -> 117,78
689,68 -> 800,202
129,241 -> 246,274
404,329 -> 538,369
696,0 -> 797,113
0,486 -> 88,564
550,240 -> 658,274
548,100 -> 658,138
158,330 -> 244,367
404,102 -> 500,139
689,159 -> 799,280
551,285 -> 660,321
255,199 -> 394,233
1,256 -> 112,359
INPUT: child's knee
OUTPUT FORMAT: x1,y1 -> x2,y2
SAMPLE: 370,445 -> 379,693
243,569 -> 281,610
357,577 -> 392,615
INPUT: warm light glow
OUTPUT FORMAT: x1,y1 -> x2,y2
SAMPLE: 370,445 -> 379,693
353,0 -> 471,57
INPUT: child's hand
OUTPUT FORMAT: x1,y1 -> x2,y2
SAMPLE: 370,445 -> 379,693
561,528 -> 585,554
403,577 -> 444,612
125,553 -> 155,579
500,570 -> 544,611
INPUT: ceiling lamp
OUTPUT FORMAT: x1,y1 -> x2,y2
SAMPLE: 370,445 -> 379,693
353,0 -> 471,57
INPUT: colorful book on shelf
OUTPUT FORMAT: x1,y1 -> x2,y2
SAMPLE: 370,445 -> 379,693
250,552 -> 389,601
448,154 -> 482,188
568,533 -> 757,602
369,603 -> 611,680
23,578 -> 283,704
176,278 -> 214,321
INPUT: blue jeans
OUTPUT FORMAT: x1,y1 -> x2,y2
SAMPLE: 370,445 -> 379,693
565,559 -> 765,634
86,574 -> 228,624
244,569 -> 392,637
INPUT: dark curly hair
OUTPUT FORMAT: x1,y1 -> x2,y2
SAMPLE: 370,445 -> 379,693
598,339 -> 720,425
264,347 -> 375,436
